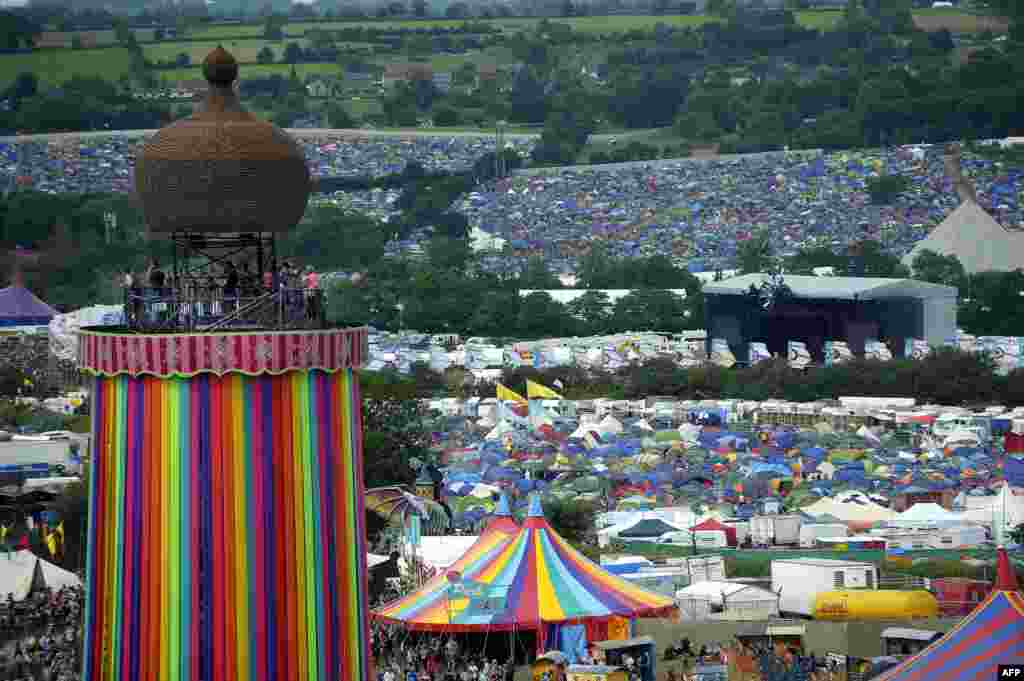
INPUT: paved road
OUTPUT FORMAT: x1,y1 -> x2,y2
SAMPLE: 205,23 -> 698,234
0,127 -> 547,144
0,127 -> 667,144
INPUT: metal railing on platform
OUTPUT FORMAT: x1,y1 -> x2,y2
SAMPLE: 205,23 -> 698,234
124,286 -> 326,332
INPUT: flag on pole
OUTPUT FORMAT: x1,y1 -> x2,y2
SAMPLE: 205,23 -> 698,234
496,383 -> 527,404
55,521 -> 64,544
526,379 -> 563,400
45,531 -> 58,558
552,379 -> 564,391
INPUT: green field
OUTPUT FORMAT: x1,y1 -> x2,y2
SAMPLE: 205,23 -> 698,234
157,61 -> 344,82
189,19 -> 477,40
794,9 -> 843,30
0,10 -> 991,87
0,47 -> 133,85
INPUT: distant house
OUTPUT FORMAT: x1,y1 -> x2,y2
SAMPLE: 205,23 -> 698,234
477,63 -> 498,85
306,77 -> 342,98
382,63 -> 434,89
35,32 -> 70,49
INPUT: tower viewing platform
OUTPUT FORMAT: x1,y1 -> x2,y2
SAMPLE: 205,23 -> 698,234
125,44 -> 323,332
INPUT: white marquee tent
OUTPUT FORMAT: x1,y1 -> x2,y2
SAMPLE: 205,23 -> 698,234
890,503 -> 966,528
0,550 -> 81,601
960,483 -> 1024,543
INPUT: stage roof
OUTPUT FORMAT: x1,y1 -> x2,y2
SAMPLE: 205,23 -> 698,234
703,274 -> 957,302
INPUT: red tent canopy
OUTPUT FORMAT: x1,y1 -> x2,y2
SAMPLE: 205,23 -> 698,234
690,518 -> 737,547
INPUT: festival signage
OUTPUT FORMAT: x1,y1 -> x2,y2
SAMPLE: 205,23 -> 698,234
824,341 -> 853,367
864,339 -> 892,361
748,342 -> 771,365
905,338 -> 930,360
946,335 -> 977,353
787,341 -> 811,369
710,339 -> 736,368
979,336 -> 1021,375
448,578 -> 508,614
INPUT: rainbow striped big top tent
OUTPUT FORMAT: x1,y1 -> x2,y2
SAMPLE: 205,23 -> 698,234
874,547 -> 1024,681
374,494 -> 677,640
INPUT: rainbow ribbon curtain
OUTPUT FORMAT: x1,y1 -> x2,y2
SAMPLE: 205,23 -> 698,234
83,369 -> 369,681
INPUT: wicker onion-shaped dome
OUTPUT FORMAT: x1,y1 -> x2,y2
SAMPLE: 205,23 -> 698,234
134,46 -> 311,234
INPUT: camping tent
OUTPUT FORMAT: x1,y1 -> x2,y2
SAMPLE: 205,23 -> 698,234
804,493 -> 896,529
617,518 -> 685,540
374,494 -> 677,650
901,200 -> 1024,274
0,284 -> 57,327
690,518 -> 738,547
675,581 -> 780,619
873,547 -> 1024,681
0,549 -> 81,601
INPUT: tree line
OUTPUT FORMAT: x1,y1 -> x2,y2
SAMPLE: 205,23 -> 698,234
362,347 -> 1024,408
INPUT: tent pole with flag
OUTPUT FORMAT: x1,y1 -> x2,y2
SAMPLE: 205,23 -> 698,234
526,379 -> 563,400
496,383 -> 527,404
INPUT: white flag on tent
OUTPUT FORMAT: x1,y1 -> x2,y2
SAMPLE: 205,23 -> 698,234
748,342 -> 771,365
904,338 -> 930,360
788,341 -> 812,369
710,339 -> 735,368
864,339 -> 892,361
824,341 -> 854,367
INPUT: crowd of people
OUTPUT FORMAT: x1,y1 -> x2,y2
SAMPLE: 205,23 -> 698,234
121,256 -> 325,328
0,585 -> 84,681
371,625 -> 515,681
662,638 -> 846,681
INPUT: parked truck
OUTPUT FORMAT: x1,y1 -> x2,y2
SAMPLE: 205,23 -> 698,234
750,514 -> 802,547
771,558 -> 879,617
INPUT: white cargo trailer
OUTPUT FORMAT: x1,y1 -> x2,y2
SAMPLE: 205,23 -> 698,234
771,558 -> 878,617
0,440 -> 79,476
799,523 -> 849,548
750,515 -> 802,547
665,555 -> 727,584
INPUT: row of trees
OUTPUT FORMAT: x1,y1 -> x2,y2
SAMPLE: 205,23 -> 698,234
364,347 -> 1024,407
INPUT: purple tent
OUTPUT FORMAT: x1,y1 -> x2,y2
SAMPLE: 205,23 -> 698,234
0,284 -> 57,327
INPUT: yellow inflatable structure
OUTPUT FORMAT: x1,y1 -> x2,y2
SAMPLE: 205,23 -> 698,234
813,590 -> 939,621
